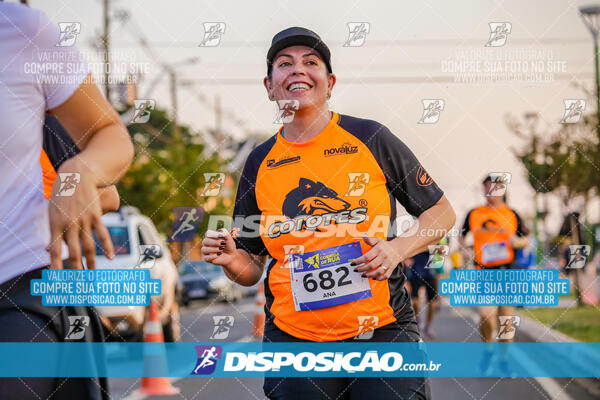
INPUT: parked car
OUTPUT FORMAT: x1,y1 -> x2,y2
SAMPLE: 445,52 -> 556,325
179,260 -> 245,305
179,261 -> 220,304
89,206 -> 181,342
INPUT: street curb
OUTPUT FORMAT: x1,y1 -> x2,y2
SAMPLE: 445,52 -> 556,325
518,313 -> 600,398
517,313 -> 576,343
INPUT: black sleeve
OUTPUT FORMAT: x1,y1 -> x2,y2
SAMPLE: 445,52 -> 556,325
231,139 -> 276,257
374,125 -> 444,217
42,115 -> 80,170
512,210 -> 528,237
460,209 -> 473,237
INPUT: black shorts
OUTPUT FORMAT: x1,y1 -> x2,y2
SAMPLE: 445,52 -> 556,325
409,275 -> 438,301
262,321 -> 431,400
0,267 -> 109,400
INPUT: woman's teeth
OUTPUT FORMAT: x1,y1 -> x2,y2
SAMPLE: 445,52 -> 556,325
288,83 -> 310,91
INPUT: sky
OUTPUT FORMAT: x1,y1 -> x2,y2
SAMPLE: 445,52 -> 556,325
25,0 -> 599,235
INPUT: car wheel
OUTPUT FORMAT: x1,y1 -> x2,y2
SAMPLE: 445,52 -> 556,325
163,300 -> 181,342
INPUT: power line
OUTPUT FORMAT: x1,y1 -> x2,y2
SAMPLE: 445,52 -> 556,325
112,37 -> 590,48
177,72 -> 593,86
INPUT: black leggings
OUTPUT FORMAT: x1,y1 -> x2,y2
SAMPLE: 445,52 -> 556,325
0,267 -> 108,400
262,322 -> 431,400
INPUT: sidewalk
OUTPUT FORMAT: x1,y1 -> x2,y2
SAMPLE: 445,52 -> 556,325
420,297 -> 600,400
517,299 -> 600,398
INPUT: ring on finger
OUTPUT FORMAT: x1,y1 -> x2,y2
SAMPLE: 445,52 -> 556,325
381,265 -> 388,271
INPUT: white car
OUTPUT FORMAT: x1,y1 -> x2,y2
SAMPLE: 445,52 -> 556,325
89,207 -> 181,342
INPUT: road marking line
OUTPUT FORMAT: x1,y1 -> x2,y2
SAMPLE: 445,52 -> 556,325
461,307 -> 574,400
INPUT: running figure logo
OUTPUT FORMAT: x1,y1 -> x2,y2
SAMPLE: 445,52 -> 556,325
343,22 -> 370,47
485,172 -> 512,197
136,245 -> 161,268
496,315 -> 520,340
65,316 -> 89,340
199,23 -> 225,47
274,100 -> 299,124
566,245 -> 590,269
355,315 -> 379,340
210,316 -> 234,339
425,245 -> 449,269
418,99 -> 445,124
201,173 -> 225,196
56,173 -> 81,197
56,22 -> 81,46
191,345 -> 222,375
131,99 -> 155,123
485,22 -> 512,47
561,99 -> 586,124
168,207 -> 204,242
345,173 -> 370,196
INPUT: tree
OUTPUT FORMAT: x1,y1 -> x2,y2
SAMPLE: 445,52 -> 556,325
507,90 -> 598,307
117,106 -> 231,237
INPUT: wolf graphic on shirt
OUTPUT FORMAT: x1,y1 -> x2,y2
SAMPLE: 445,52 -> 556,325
267,178 -> 367,238
282,178 -> 350,218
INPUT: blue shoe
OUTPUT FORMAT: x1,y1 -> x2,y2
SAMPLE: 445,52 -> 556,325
479,350 -> 494,376
498,359 -> 516,378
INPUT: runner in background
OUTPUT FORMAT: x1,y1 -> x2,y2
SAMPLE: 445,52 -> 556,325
459,174 -> 528,373
0,3 -> 133,398
404,238 -> 447,339
459,174 -> 529,341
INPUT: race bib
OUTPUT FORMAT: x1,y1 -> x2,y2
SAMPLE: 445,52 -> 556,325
481,241 -> 509,264
289,242 -> 372,311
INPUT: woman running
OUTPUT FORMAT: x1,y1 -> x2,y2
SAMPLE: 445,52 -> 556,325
202,26 -> 456,400
0,3 -> 133,398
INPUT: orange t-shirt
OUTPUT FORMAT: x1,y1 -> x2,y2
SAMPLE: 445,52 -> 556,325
40,148 -> 56,200
232,112 -> 444,341
40,115 -> 80,199
461,204 -> 526,267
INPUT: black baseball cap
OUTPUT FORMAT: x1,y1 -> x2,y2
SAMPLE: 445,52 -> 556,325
267,27 -> 332,76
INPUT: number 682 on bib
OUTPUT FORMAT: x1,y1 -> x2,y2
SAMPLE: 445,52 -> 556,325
288,242 -> 373,311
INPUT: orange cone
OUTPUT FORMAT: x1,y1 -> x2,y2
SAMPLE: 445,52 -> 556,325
134,300 -> 180,396
252,283 -> 266,337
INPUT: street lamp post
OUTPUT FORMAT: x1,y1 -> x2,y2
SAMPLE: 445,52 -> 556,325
163,57 -> 200,141
580,5 -> 600,147
579,6 -> 600,306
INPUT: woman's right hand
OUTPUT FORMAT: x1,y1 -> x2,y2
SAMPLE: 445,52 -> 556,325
202,228 -> 237,267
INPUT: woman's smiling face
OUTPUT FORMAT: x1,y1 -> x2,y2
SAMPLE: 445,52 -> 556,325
264,45 -> 335,111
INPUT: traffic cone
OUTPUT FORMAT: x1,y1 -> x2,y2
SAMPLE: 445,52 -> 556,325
252,283 -> 266,337
134,300 -> 180,396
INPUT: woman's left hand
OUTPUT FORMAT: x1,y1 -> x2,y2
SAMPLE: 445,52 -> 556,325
351,236 -> 405,281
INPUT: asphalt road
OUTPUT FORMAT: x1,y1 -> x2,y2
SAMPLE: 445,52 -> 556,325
106,296 -> 597,400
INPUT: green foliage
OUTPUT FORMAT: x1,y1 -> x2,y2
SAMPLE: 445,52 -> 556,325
521,305 -> 600,342
508,107 -> 599,205
116,106 -> 231,236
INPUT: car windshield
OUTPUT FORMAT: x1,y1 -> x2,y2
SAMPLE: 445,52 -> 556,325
95,226 -> 130,256
180,263 -> 220,275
